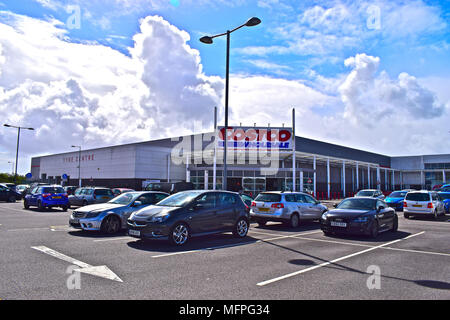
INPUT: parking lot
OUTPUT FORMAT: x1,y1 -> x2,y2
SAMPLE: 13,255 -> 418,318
0,200 -> 449,300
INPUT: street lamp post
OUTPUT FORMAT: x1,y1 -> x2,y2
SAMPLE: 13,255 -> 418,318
71,145 -> 82,187
200,17 -> 261,191
3,124 -> 34,184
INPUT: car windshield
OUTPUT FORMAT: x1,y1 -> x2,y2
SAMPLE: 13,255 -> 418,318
43,187 -> 65,194
438,193 -> 450,200
108,192 -> 139,205
405,193 -> 430,202
389,191 -> 407,198
356,191 -> 375,197
255,193 -> 281,202
157,191 -> 201,207
337,198 -> 376,210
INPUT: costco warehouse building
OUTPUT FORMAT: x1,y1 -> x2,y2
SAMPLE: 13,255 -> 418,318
30,130 -> 450,198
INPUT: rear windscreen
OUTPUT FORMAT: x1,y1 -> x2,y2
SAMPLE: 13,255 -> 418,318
405,193 -> 430,201
43,187 -> 65,194
94,189 -> 112,196
254,193 -> 281,202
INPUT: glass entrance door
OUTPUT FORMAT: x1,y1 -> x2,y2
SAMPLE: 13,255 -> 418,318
242,177 -> 266,197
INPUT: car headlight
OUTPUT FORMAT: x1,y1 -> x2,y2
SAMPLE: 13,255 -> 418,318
86,210 -> 104,218
353,216 -> 369,223
321,212 -> 328,220
149,215 -> 170,223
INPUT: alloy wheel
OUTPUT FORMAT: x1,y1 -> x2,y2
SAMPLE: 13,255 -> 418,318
172,224 -> 189,245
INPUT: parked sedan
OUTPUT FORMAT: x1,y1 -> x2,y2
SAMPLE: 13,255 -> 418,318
355,189 -> 385,200
127,190 -> 250,245
320,197 -> 398,238
112,188 -> 135,197
23,185 -> 69,211
437,192 -> 450,213
384,190 -> 409,211
69,191 -> 169,234
0,184 -> 21,202
68,187 -> 115,207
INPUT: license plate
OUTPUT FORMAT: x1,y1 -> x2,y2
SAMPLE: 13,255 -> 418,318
129,230 -> 141,237
258,208 -> 270,212
53,196 -> 61,199
331,221 -> 347,227
102,197 -> 109,199
412,204 -> 422,207
71,218 -> 79,224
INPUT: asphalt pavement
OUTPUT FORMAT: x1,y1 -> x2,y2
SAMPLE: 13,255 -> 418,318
0,200 -> 449,300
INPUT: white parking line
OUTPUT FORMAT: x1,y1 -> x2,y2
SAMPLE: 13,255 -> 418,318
93,237 -> 133,242
256,231 -> 426,286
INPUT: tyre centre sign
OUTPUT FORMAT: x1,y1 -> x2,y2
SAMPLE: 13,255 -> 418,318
217,127 -> 293,151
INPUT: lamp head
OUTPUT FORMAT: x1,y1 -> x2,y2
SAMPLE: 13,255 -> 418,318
199,36 -> 213,44
245,17 -> 261,27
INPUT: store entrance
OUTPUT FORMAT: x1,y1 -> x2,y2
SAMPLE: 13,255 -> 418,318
227,178 -> 243,192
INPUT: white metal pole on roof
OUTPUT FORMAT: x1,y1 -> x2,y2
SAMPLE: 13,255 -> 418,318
204,170 -> 208,190
385,169 -> 388,191
213,106 -> 217,190
292,108 -> 296,192
443,170 -> 446,184
367,165 -> 370,189
300,171 -> 304,192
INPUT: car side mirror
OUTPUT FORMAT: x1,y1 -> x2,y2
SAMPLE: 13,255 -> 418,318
193,203 -> 204,210
133,201 -> 143,207
333,203 -> 338,208
376,206 -> 382,213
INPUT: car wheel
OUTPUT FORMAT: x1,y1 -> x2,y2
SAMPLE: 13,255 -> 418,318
37,201 -> 45,212
289,213 -> 300,228
233,218 -> 249,238
23,200 -> 29,209
101,215 -> 121,234
62,205 -> 68,212
391,216 -> 398,232
169,223 -> 190,246
370,220 -> 378,239
404,213 -> 410,219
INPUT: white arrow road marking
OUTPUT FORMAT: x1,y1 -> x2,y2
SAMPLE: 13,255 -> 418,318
31,246 -> 123,282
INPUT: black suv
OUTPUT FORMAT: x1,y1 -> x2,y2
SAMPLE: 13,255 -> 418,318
127,190 -> 250,245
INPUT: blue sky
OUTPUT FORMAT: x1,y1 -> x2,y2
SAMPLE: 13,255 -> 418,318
0,0 -> 449,174
3,0 -> 449,80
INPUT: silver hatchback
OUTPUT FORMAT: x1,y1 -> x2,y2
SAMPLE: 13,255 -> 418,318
68,187 -> 115,207
250,191 -> 328,228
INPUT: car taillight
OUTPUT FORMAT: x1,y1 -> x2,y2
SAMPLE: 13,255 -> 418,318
63,193 -> 68,198
244,204 -> 250,212
42,193 -> 51,198
403,201 -> 407,207
427,202 -> 433,208
271,203 -> 284,209
251,201 -> 256,207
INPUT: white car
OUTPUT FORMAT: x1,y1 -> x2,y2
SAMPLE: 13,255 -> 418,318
355,189 -> 385,200
403,190 -> 445,219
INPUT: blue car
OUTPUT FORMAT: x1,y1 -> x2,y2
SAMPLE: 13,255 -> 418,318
385,190 -> 409,211
438,192 -> 450,213
24,185 -> 69,211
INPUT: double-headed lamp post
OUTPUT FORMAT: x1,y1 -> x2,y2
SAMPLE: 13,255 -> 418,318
3,124 -> 34,184
71,145 -> 82,187
200,17 -> 261,191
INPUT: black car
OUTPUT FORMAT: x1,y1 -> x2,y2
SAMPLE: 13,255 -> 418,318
0,184 -> 21,202
127,190 -> 250,245
145,181 -> 194,194
320,197 -> 398,238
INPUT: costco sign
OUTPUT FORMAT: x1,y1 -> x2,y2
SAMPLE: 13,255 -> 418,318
218,127 -> 293,151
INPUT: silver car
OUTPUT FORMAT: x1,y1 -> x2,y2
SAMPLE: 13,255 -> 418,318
355,189 -> 385,200
250,191 -> 328,228
68,187 -> 115,207
403,190 -> 445,219
69,191 -> 169,233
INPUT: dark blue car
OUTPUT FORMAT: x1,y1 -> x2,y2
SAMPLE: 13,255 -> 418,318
438,192 -> 450,213
385,190 -> 409,211
24,185 -> 69,211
